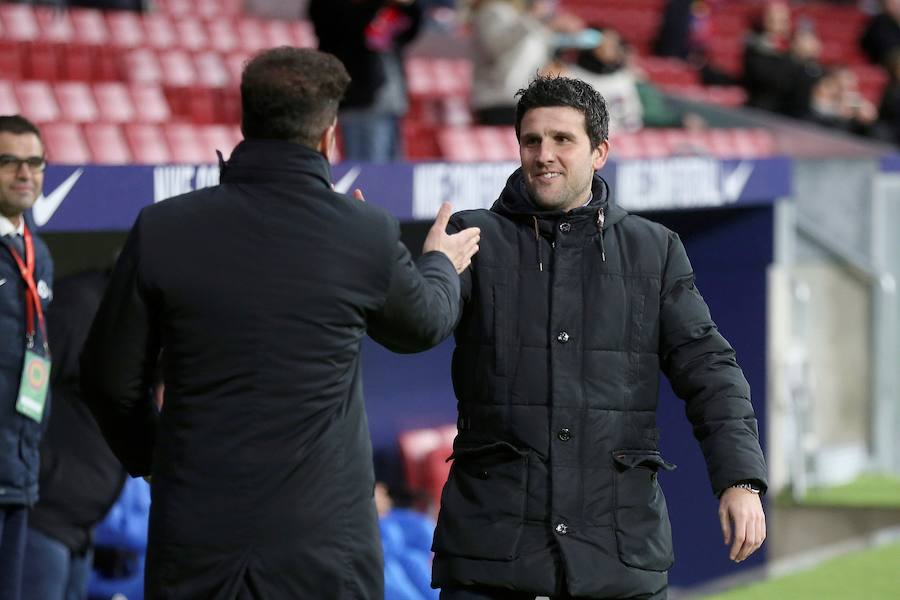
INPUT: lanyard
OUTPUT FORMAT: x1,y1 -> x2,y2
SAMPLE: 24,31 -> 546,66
3,225 -> 47,351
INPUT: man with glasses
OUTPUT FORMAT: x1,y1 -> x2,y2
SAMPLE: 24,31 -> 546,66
0,114 -> 54,600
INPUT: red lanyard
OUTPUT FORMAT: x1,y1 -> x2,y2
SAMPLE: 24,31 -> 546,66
3,225 -> 47,350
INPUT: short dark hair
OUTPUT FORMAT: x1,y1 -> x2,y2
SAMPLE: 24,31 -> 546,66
0,115 -> 42,142
240,47 -> 351,147
514,76 -> 609,150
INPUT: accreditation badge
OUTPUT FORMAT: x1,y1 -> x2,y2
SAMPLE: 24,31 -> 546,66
16,350 -> 51,422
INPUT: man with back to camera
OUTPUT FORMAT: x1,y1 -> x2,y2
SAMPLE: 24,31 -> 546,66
0,114 -> 54,600
431,76 -> 767,599
79,47 -> 480,600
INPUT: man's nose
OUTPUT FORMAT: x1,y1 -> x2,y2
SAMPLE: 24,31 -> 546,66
535,140 -> 555,163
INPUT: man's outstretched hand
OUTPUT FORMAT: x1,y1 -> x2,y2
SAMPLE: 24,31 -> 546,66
423,202 -> 480,274
719,487 -> 766,563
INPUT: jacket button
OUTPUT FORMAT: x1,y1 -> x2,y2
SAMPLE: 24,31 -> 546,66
555,523 -> 569,535
559,222 -> 571,233
557,331 -> 570,343
557,428 -> 571,442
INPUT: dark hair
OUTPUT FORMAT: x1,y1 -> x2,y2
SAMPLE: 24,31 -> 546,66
514,75 -> 609,150
0,115 -> 42,141
240,47 -> 351,147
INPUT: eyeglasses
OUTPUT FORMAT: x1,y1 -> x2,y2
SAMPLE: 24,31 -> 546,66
0,154 -> 47,173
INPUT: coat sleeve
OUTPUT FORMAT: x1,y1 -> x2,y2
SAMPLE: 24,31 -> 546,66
658,232 -> 768,496
79,214 -> 160,477
367,219 -> 461,354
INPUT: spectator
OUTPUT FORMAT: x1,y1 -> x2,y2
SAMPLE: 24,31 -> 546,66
743,0 -> 794,112
559,28 -> 684,133
21,270 -> 127,600
860,0 -> 900,66
782,23 -> 826,118
309,0 -> 423,162
376,483 -> 437,600
0,115 -> 53,600
878,48 -> 900,143
467,0 -> 585,125
806,66 -> 879,136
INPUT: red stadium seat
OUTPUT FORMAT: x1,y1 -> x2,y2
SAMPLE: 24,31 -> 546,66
84,122 -> 132,164
124,122 -> 172,164
159,49 -> 197,86
0,3 -> 40,41
0,81 -> 21,115
194,51 -> 230,87
235,18 -> 268,52
163,123 -> 211,163
69,8 -> 110,45
225,51 -> 252,83
41,122 -> 91,164
207,18 -> 240,53
397,424 -> 457,494
405,58 -> 472,100
106,10 -> 145,48
198,124 -> 241,159
142,13 -> 177,49
437,126 -> 519,162
291,20 -> 317,48
262,19 -> 294,48
25,41 -> 59,81
0,41 -> 24,80
123,48 -> 163,84
55,81 -> 99,123
129,83 -> 171,123
35,7 -> 74,43
15,81 -> 60,123
175,17 -> 208,52
93,82 -> 136,123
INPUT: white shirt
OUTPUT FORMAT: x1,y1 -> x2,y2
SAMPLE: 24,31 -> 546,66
0,214 -> 25,238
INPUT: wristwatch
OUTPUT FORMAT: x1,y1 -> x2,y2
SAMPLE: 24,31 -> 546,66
730,481 -> 762,494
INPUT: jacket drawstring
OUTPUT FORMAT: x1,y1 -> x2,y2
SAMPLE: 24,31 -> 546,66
532,216 -> 543,272
596,209 -> 606,262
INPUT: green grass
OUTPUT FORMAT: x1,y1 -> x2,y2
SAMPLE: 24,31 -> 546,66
703,542 -> 900,599
798,474 -> 900,508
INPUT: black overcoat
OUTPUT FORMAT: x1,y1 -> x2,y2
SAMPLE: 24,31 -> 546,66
80,140 -> 460,599
432,170 -> 767,598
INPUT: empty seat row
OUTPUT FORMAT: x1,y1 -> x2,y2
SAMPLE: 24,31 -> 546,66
1,80 -> 170,124
41,121 -> 242,165
0,5 -> 315,53
436,126 -> 776,162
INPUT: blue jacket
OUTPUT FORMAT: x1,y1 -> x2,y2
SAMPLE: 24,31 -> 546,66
0,226 -> 53,507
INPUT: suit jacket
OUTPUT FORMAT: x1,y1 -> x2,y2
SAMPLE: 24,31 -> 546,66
80,140 -> 460,599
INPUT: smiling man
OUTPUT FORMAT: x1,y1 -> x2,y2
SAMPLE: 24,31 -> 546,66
0,115 -> 53,600
432,76 -> 767,599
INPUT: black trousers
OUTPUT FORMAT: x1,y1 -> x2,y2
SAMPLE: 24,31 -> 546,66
440,584 -> 667,600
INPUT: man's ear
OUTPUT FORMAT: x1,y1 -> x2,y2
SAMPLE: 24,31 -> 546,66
592,139 -> 610,171
318,118 -> 338,163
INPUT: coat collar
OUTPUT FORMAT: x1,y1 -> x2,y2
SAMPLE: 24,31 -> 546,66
219,139 -> 333,189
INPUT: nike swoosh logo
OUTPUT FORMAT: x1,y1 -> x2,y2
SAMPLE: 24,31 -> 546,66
722,161 -> 754,202
32,169 -> 85,227
0,278 -> 6,287
333,166 -> 361,195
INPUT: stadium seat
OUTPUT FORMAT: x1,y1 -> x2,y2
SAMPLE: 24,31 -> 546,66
198,124 -> 241,159
397,424 -> 456,494
41,122 -> 91,164
106,10 -> 145,48
207,18 -> 240,53
69,8 -> 109,45
0,3 -> 40,41
123,48 -> 163,84
163,123 -> 211,163
262,19 -> 295,48
405,58 -> 472,100
437,126 -> 519,162
55,81 -> 99,123
0,41 -> 24,80
84,123 -> 132,164
25,41 -> 59,81
235,18 -> 268,52
142,13 -> 177,49
35,6 -> 74,43
159,49 -> 197,86
174,17 -> 208,52
93,82 -> 136,123
124,122 -> 172,164
194,51 -> 230,87
0,80 -> 21,115
129,83 -> 172,123
15,81 -> 60,123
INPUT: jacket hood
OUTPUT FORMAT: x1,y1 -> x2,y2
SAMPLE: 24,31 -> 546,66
490,168 -> 627,230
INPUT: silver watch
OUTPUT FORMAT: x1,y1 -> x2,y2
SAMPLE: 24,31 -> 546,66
731,482 -> 761,494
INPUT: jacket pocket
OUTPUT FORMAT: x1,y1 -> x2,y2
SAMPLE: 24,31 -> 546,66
612,450 -> 676,572
432,441 -> 528,560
